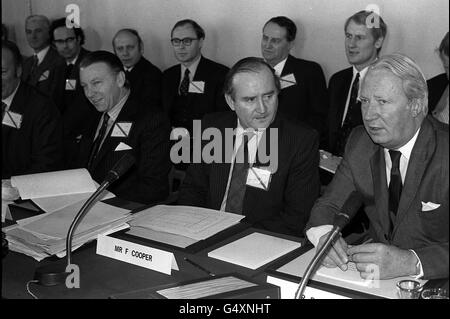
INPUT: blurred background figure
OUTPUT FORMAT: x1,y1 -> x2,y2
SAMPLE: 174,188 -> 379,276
428,31 -> 449,124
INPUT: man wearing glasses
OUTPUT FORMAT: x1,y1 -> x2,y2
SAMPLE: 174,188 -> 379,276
162,19 -> 230,140
50,17 -> 100,168
21,15 -> 64,97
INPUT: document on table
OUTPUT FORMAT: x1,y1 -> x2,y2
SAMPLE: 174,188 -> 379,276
207,232 -> 301,270
128,205 -> 244,242
157,275 -> 257,299
11,168 -> 96,199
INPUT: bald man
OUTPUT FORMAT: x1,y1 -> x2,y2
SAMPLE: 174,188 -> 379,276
22,15 -> 64,96
113,28 -> 162,111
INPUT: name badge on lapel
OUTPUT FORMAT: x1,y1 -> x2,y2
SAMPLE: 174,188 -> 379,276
280,73 -> 297,89
111,122 -> 132,137
2,111 -> 23,129
246,166 -> 272,190
188,81 -> 205,93
38,70 -> 49,82
65,79 -> 77,90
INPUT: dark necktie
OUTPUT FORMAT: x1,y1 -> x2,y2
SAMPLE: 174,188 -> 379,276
2,101 -> 7,121
28,55 -> 38,82
335,72 -> 360,156
87,113 -> 110,170
388,150 -> 402,238
179,68 -> 190,96
65,63 -> 74,79
225,133 -> 253,214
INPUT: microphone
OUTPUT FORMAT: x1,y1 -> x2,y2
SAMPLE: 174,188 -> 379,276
294,191 -> 363,299
34,153 -> 136,286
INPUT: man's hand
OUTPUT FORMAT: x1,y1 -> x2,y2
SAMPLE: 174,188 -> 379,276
347,243 -> 418,279
317,232 -> 349,270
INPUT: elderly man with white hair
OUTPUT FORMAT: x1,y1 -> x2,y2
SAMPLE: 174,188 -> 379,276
306,53 -> 449,280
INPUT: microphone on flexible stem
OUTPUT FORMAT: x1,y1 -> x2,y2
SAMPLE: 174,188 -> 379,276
294,191 -> 363,299
34,153 -> 136,286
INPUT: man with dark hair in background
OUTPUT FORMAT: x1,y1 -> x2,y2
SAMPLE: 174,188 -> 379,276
261,16 -> 328,147
77,50 -> 171,205
112,28 -> 162,111
2,40 -> 63,178
21,15 -> 64,97
50,17 -> 100,167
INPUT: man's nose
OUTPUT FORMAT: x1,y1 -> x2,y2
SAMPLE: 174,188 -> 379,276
256,98 -> 267,113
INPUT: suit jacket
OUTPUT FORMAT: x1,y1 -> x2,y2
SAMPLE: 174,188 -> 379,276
76,95 -> 172,205
162,56 -> 230,133
427,73 -> 448,113
51,48 -> 101,167
127,56 -> 162,111
277,55 -> 328,147
327,67 -> 363,154
2,82 -> 63,179
178,112 -> 321,237
21,46 -> 65,97
306,117 -> 449,279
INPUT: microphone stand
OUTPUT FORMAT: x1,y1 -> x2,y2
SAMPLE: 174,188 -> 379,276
294,226 -> 341,299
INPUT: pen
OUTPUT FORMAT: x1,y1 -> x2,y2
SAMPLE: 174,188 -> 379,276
184,257 -> 215,277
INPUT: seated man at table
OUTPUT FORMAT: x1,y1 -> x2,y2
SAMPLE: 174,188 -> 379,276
306,53 -> 449,280
2,40 -> 63,179
76,50 -> 171,205
178,57 -> 320,237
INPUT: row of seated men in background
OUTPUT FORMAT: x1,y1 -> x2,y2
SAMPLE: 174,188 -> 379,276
2,10 -> 448,235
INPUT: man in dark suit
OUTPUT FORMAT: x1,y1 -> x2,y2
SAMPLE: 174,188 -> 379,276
2,40 -> 63,179
77,51 -> 171,205
327,10 -> 387,157
178,57 -> 320,237
261,16 -> 328,147
162,19 -> 229,135
306,54 -> 448,280
50,18 -> 100,167
21,15 -> 64,97
112,28 -> 162,111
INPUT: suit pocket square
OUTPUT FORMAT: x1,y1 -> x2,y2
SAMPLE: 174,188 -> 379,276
38,70 -> 49,82
421,201 -> 440,212
115,142 -> 132,151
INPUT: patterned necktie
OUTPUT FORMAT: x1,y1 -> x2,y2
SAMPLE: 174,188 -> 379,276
87,113 -> 110,170
179,68 -> 190,96
388,150 -> 402,239
335,72 -> 360,156
225,133 -> 253,214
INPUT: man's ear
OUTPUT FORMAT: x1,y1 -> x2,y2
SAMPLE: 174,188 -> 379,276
374,36 -> 384,50
225,93 -> 235,111
117,70 -> 126,87
409,99 -> 424,117
16,64 -> 23,78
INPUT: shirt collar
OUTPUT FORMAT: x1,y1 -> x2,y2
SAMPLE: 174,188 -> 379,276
272,57 -> 289,77
106,88 -> 130,121
352,65 -> 370,80
181,55 -> 202,80
384,127 -> 421,162
235,118 -> 267,138
35,46 -> 50,65
67,53 -> 80,66
2,81 -> 21,110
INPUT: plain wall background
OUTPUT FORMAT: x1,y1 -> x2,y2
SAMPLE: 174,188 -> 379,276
2,0 -> 449,81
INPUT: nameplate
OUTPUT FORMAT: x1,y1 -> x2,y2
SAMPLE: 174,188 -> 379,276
96,234 -> 179,275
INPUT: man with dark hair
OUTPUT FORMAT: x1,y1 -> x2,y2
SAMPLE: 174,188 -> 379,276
178,57 -> 320,237
162,19 -> 230,136
50,17 -> 100,167
2,40 -> 63,178
21,15 -> 64,97
77,50 -> 171,205
261,16 -> 328,147
112,28 -> 162,110
306,53 -> 448,280
327,10 -> 388,157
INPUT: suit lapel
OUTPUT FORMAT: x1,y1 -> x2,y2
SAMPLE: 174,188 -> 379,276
393,120 -> 434,233
370,146 -> 391,239
2,84 -> 28,153
279,55 -> 294,78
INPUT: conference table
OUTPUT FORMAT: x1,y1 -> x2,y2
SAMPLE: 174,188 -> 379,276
2,198 -> 448,299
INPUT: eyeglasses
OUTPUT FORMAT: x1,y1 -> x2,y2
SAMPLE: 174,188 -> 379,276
171,37 -> 198,47
54,37 -> 76,45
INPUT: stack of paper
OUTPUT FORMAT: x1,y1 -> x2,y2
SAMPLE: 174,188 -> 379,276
3,200 -> 132,261
10,168 -> 114,213
127,205 -> 245,248
208,232 -> 301,269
